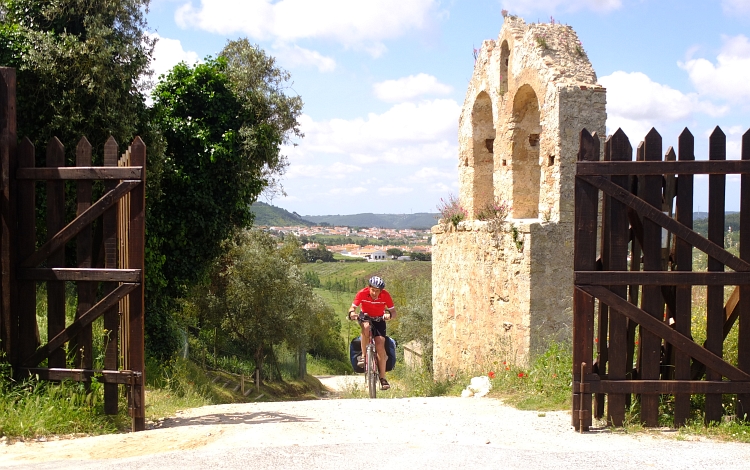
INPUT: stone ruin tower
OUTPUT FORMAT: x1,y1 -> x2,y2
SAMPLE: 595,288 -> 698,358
431,16 -> 606,377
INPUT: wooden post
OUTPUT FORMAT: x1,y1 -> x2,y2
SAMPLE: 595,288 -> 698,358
46,137 -> 66,369
739,129 -> 750,421
0,67 -> 17,367
706,127 -> 727,424
573,129 -> 599,431
72,137 -> 94,372
127,137 -> 146,432
298,346 -> 307,379
606,129 -> 633,427
103,137 -> 119,415
674,128 -> 694,426
17,138 -> 37,371
594,136 -> 611,421
639,128 -> 664,427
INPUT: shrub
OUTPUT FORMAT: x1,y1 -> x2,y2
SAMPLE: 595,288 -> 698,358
477,199 -> 511,221
437,194 -> 467,227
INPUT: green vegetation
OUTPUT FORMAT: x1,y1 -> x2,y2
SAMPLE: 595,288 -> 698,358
250,201 -> 312,227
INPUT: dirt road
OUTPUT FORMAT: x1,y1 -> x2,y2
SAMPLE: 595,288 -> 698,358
1,376 -> 749,469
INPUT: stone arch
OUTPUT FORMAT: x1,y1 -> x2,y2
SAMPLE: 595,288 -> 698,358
471,91 -> 495,217
500,41 -> 510,94
511,84 -> 541,219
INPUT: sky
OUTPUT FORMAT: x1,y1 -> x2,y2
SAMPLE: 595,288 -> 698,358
145,0 -> 750,216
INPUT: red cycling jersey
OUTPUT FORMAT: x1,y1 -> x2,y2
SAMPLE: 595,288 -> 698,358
352,287 -> 394,317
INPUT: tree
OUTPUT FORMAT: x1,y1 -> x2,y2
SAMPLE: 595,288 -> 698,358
147,40 -> 302,357
387,248 -> 404,258
305,245 -> 334,262
0,0 -> 156,160
200,230 -> 339,380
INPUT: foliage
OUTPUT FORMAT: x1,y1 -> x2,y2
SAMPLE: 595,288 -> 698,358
0,0 -> 156,157
146,40 -> 302,358
304,244 -> 334,262
437,194 -> 467,227
387,248 -> 404,257
410,252 -> 431,261
183,230 -> 343,380
476,198 -> 510,222
390,276 -> 433,370
0,373 -> 126,438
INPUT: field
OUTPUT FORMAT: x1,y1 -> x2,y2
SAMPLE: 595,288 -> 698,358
305,260 -> 432,357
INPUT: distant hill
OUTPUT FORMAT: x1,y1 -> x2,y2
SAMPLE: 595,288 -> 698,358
250,201 -> 313,226
302,212 -> 439,230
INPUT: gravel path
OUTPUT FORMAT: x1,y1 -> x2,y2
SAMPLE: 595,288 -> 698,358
1,376 -> 749,469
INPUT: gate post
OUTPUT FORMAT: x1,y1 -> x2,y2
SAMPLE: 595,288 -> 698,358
0,67 -> 17,367
128,137 -> 146,431
573,129 -> 600,431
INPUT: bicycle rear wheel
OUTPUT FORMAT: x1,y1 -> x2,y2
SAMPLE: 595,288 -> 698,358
367,344 -> 377,398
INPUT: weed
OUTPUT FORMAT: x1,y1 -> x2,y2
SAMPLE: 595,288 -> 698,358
477,199 -> 511,222
510,224 -> 524,251
437,194 -> 467,228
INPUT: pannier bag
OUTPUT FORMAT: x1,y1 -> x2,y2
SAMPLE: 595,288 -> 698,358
349,336 -> 397,372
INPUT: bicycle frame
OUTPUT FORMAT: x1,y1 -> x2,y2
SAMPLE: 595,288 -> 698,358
358,313 -> 382,399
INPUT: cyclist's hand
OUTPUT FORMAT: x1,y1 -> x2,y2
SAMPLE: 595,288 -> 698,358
348,311 -> 357,321
384,312 -> 391,321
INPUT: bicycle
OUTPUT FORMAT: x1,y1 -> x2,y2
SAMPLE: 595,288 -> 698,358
353,313 -> 384,399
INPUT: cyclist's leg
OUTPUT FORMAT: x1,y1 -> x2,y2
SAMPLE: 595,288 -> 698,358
372,320 -> 389,386
360,321 -> 371,365
374,335 -> 387,378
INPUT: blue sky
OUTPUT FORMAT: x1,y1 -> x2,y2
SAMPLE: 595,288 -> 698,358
146,0 -> 750,216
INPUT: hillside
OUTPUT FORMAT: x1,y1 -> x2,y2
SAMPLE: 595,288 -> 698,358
303,212 -> 439,230
250,201 -> 313,226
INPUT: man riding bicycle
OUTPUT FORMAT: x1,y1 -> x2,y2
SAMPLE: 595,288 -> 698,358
348,276 -> 396,390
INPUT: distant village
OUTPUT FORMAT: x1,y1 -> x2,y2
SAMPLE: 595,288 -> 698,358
260,225 -> 432,261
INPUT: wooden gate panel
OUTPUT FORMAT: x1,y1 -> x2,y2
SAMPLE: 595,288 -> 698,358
574,125 -> 750,429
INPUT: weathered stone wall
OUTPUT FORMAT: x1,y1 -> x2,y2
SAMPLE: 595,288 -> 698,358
433,16 -> 606,377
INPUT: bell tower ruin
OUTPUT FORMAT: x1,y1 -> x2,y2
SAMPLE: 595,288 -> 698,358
432,16 -> 606,376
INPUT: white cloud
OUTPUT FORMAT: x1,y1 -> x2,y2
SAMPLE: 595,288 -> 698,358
273,44 -> 336,72
501,0 -> 621,14
679,35 -> 750,103
373,74 -> 453,103
599,71 -> 728,137
175,0 -> 441,56
290,99 -> 461,165
722,0 -> 750,16
148,33 -> 200,80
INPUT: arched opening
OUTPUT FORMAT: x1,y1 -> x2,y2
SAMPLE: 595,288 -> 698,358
500,41 -> 510,94
472,91 -> 494,217
511,85 -> 541,219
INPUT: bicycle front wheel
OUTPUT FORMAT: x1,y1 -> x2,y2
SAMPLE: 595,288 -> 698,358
367,344 -> 377,399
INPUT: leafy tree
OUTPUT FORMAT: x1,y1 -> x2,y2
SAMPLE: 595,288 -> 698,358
410,252 -> 431,261
147,40 -> 302,357
387,248 -> 404,258
199,230 -> 339,380
305,245 -> 334,263
0,0 -> 157,161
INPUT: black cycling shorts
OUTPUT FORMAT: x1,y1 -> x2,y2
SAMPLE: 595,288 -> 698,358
359,315 -> 387,337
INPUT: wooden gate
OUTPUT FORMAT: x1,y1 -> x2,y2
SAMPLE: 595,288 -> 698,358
573,126 -> 750,431
0,68 -> 146,431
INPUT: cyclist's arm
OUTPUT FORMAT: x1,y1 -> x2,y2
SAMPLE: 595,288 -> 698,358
348,302 -> 359,319
385,306 -> 396,320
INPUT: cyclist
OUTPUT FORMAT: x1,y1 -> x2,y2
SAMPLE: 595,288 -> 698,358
348,276 -> 396,390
